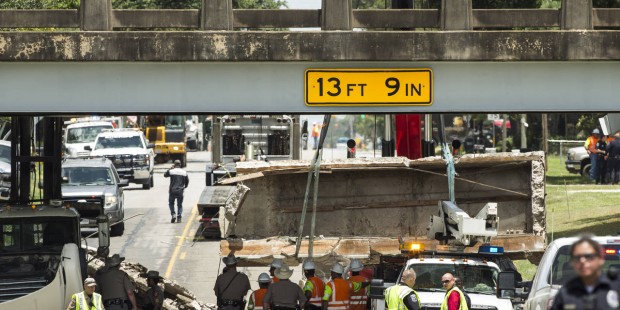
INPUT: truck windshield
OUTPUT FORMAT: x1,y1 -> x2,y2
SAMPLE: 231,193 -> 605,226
410,263 -> 498,294
62,167 -> 114,185
95,136 -> 143,149
0,144 -> 9,164
0,218 -> 77,254
67,125 -> 113,143
549,244 -> 620,285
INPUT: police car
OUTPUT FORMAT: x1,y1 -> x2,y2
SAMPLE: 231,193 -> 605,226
371,243 -> 516,310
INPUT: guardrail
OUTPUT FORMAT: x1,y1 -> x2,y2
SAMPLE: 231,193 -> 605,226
0,0 -> 618,31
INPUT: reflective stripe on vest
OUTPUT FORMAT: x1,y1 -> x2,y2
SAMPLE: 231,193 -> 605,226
328,279 -> 350,310
308,276 -> 325,306
384,284 -> 420,310
348,275 -> 368,310
75,292 -> 104,310
249,288 -> 267,310
440,287 -> 468,310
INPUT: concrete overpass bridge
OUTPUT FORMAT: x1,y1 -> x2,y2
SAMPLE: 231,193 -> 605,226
0,0 -> 619,114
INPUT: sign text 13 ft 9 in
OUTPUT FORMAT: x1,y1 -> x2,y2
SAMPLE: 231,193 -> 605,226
305,69 -> 433,106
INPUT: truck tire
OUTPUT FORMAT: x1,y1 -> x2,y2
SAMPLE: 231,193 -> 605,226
142,175 -> 153,189
581,161 -> 591,176
111,222 -> 125,236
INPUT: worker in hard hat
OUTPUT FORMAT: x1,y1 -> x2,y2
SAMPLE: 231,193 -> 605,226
322,263 -> 357,310
270,258 -> 284,283
263,264 -> 307,310
302,260 -> 325,310
348,260 -> 370,310
248,273 -> 272,310
384,269 -> 421,310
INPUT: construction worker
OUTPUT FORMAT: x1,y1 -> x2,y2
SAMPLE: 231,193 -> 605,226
440,273 -> 468,310
269,258 -> 284,283
348,260 -> 370,310
384,269 -> 420,310
312,122 -> 320,150
322,263 -> 352,310
263,264 -> 307,310
67,277 -> 104,310
302,260 -> 325,310
143,270 -> 164,310
585,128 -> 602,181
248,273 -> 271,310
214,254 -> 251,310
95,254 -> 138,310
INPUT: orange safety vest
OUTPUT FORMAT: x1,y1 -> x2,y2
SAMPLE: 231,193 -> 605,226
586,136 -> 600,152
307,276 -> 325,307
249,288 -> 268,310
348,275 -> 369,310
312,126 -> 320,137
326,278 -> 351,310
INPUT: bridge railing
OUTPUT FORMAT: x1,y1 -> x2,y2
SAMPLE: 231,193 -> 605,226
0,0 -> 618,31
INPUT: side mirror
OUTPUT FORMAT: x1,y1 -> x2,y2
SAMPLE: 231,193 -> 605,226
84,145 -> 92,151
147,143 -> 155,149
497,271 -> 516,299
369,279 -> 385,299
118,179 -> 129,187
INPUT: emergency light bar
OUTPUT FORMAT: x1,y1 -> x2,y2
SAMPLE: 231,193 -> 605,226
478,245 -> 504,254
399,241 -> 424,254
605,248 -> 619,255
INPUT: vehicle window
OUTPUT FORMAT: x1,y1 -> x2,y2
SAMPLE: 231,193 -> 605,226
550,244 -> 620,285
0,144 -> 10,164
67,125 -> 113,143
0,219 -> 75,253
410,263 -> 498,294
95,135 -> 144,149
166,116 -> 184,128
62,167 -> 114,185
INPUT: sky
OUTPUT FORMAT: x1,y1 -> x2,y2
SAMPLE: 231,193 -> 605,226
285,0 -> 320,9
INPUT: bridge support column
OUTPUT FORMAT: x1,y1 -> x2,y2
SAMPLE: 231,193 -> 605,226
441,0 -> 472,30
561,0 -> 593,30
201,0 -> 233,30
80,0 -> 112,31
321,0 -> 352,30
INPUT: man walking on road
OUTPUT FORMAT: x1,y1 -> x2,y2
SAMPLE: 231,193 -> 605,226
214,254 -> 251,310
95,254 -> 138,310
164,159 -> 189,223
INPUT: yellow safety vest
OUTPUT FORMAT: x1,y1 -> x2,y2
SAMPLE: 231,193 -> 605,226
440,287 -> 468,310
384,284 -> 421,310
73,291 -> 104,310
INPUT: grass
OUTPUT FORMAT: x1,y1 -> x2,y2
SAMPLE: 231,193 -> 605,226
513,155 -> 620,280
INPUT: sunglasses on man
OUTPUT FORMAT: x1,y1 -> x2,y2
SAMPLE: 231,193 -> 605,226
571,253 -> 599,262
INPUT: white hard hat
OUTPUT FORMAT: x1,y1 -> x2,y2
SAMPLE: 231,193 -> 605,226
331,263 -> 344,274
303,260 -> 316,271
593,129 -> 600,134
270,258 -> 283,269
258,273 -> 271,283
349,259 -> 364,272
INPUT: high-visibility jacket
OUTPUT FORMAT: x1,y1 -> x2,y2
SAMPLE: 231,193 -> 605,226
312,126 -> 320,137
323,278 -> 351,310
384,284 -> 421,310
304,276 -> 325,307
348,275 -> 369,310
585,136 -> 600,153
440,287 -> 468,310
72,291 -> 104,310
248,288 -> 268,310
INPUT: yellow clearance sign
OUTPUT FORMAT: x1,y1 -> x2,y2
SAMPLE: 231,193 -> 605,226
305,68 -> 433,106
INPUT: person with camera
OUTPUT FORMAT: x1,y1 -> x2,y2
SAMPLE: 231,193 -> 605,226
552,235 -> 620,309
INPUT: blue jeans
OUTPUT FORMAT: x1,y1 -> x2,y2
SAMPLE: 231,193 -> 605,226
589,153 -> 598,180
169,194 -> 183,219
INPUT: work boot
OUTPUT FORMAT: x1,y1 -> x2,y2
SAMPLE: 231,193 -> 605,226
177,217 -> 182,223
171,216 -> 176,223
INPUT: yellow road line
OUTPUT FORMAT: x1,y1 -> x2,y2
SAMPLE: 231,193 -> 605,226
180,252 -> 187,260
164,205 -> 198,278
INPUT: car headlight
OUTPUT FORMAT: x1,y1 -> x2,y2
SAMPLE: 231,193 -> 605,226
105,195 -> 117,206
568,151 -> 575,161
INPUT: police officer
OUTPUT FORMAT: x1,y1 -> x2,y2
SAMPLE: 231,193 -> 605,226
302,260 -> 324,310
263,264 -> 307,310
440,273 -> 468,310
606,132 -> 620,185
248,273 -> 271,310
270,258 -> 284,283
214,254 -> 251,310
348,259 -> 370,310
552,235 -> 620,310
67,277 -> 104,310
95,254 -> 138,310
143,270 -> 164,310
384,269 -> 420,310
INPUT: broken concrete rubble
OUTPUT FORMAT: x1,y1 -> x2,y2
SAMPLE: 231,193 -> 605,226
218,152 -> 546,264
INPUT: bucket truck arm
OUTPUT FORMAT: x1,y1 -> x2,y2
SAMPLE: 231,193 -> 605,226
427,200 -> 498,246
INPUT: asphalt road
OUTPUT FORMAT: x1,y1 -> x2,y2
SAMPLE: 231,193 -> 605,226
86,147 -> 377,304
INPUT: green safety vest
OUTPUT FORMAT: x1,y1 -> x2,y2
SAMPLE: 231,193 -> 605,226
440,287 -> 468,310
73,291 -> 104,310
384,284 -> 421,310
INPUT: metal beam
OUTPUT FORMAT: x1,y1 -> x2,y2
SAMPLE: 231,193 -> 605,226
0,61 -> 618,113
